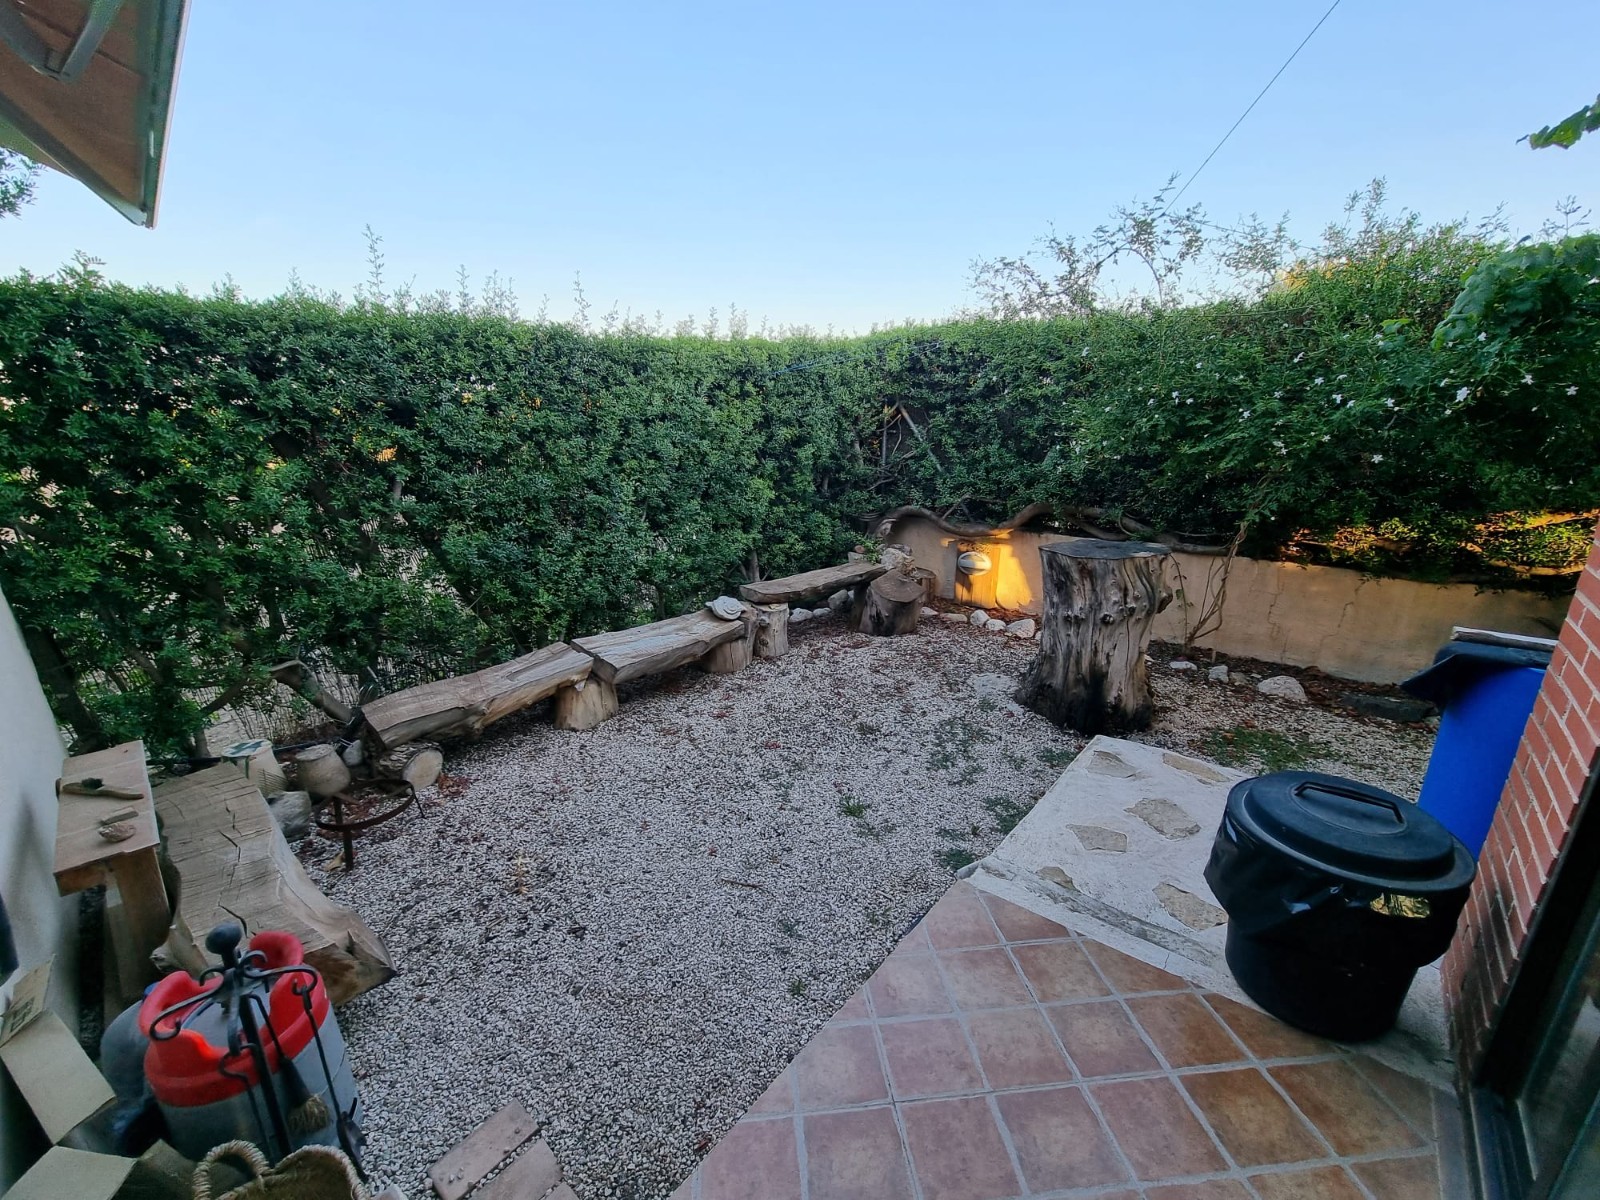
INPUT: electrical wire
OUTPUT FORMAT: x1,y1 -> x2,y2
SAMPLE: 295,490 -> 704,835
1162,0 -> 1344,216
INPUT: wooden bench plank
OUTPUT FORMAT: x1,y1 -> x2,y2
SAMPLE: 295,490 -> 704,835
738,561 -> 886,604
573,609 -> 748,684
154,765 -> 394,1004
362,643 -> 593,749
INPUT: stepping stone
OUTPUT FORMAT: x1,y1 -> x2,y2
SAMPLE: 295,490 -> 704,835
1088,750 -> 1136,778
1068,824 -> 1128,853
1162,752 -> 1228,784
429,1102 -> 538,1200
1155,883 -> 1227,930
1128,797 -> 1201,839
1036,865 -> 1077,890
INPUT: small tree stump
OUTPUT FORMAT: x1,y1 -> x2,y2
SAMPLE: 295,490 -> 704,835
377,742 -> 444,791
753,603 -> 789,659
1017,539 -> 1170,733
554,677 -> 618,731
854,568 -> 925,636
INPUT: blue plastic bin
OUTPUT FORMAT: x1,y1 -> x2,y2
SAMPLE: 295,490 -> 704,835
1402,642 -> 1552,856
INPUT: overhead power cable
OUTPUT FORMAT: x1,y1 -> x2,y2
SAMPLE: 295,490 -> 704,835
1162,0 -> 1344,215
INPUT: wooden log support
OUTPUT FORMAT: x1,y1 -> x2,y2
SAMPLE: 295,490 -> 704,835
738,560 -> 887,605
753,603 -> 790,659
702,607 -> 757,673
361,643 -> 592,748
853,568 -> 926,636
554,677 -> 619,731
153,765 -> 394,1004
1017,538 -> 1171,734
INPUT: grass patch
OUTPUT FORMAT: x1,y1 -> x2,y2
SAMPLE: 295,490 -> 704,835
1200,726 -> 1326,772
937,846 -> 978,872
1036,745 -> 1078,770
927,715 -> 999,770
838,797 -> 868,819
788,977 -> 809,998
981,794 -> 1032,836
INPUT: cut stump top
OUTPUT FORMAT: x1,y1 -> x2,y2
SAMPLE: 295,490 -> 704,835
1041,538 -> 1171,560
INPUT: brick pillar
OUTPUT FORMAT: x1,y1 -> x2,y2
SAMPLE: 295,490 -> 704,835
1443,525 -> 1600,1078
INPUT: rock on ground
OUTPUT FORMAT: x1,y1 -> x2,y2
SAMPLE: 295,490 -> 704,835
1004,619 -> 1036,639
1207,665 -> 1230,683
968,609 -> 989,626
1257,674 -> 1308,703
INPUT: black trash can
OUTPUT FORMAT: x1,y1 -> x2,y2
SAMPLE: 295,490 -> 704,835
1204,771 -> 1475,1041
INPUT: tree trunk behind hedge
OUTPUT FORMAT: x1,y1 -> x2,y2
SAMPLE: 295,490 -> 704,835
1017,539 -> 1170,734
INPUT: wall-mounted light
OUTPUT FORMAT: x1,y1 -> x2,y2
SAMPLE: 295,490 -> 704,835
958,550 -> 993,576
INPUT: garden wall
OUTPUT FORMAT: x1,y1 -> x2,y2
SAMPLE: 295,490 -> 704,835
887,515 -> 1570,683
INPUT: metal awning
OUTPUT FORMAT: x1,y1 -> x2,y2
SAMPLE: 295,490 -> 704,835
0,0 -> 187,226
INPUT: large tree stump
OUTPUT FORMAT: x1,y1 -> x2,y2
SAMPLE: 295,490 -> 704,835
753,603 -> 790,659
853,568 -> 925,636
554,677 -> 618,731
1017,539 -> 1170,733
377,742 -> 445,791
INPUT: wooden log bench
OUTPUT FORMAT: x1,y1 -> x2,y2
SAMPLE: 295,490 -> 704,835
563,606 -> 755,730
361,642 -> 593,749
738,561 -> 890,653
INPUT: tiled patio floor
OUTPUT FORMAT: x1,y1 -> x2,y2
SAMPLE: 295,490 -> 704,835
670,881 -> 1453,1200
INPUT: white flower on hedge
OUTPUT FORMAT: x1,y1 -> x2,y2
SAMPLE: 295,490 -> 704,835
1384,397 -> 1396,408
1294,352 -> 1305,362
1314,376 -> 1324,385
1371,454 -> 1384,463
1456,386 -> 1471,402
1322,434 -> 1332,442
1522,373 -> 1534,385
1185,398 -> 1194,404
1568,385 -> 1579,395
1336,373 -> 1348,381
1273,390 -> 1284,398
1332,393 -> 1342,403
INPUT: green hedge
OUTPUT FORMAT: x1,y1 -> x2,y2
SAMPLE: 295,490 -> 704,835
1,232 -> 1595,752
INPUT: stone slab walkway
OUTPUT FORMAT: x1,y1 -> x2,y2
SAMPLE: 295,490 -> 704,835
670,881 -> 1454,1200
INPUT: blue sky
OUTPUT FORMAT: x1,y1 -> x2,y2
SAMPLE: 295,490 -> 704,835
5,1 -> 1598,331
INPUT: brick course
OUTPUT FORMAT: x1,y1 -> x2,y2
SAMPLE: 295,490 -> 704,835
1444,527 -> 1600,1076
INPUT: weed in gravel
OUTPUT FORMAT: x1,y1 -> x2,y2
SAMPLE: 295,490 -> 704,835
838,797 -> 868,818
788,977 -> 809,998
1201,726 -> 1325,772
938,845 -> 978,872
981,794 -> 1032,835
928,715 -> 999,770
1037,745 -> 1078,770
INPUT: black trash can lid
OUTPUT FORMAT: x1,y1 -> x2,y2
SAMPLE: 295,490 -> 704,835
1401,639 -> 1552,705
1227,771 -> 1475,891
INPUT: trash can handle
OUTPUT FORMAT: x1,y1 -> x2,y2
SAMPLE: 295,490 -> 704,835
1291,778 -> 1404,825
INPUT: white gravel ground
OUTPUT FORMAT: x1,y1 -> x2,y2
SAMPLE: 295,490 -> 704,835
310,615 -> 1432,1200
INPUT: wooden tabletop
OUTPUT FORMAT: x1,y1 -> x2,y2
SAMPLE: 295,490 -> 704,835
54,740 -> 160,895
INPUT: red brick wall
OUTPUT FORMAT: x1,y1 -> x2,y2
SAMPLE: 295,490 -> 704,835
1444,525 -> 1600,1076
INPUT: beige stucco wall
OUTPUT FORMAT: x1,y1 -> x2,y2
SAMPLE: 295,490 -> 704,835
0,585 -> 76,1188
887,516 -> 1571,684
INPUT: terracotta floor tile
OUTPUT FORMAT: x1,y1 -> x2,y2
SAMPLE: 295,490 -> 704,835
1350,1153 -> 1440,1200
1128,993 -> 1249,1068
1011,940 -> 1111,1002
979,890 -> 1071,941
1348,1055 -> 1439,1134
1181,1068 -> 1326,1168
1271,1060 -> 1422,1156
1083,940 -> 1188,994
1143,1183 -> 1252,1200
869,953 -> 954,1018
1046,999 -> 1162,1078
1090,1076 -> 1228,1180
995,1085 -> 1129,1191
900,1096 -> 1024,1200
881,1017 -> 985,1099
891,923 -> 932,956
967,1007 -> 1073,1089
920,883 -> 1003,950
837,986 -> 872,1019
698,1117 -> 802,1200
1248,1164 -> 1366,1200
747,1068 -> 794,1115
940,946 -> 1035,1009
793,1023 -> 889,1109
1204,994 -> 1334,1060
802,1107 -> 914,1200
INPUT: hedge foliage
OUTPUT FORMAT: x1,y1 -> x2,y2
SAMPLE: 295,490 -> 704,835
1,229 -> 1596,752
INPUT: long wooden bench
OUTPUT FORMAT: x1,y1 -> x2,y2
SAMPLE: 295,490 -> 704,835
561,606 -> 755,729
738,560 -> 886,605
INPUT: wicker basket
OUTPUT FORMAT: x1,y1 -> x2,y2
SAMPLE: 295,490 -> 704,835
193,1140 -> 371,1200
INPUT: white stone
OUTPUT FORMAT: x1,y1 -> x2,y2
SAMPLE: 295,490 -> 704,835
983,618 -> 1006,632
1004,618 -> 1037,639
1257,674 -> 1308,703
1207,665 -> 1230,683
826,589 -> 853,614
920,607 -> 938,618
941,612 -> 970,624
1169,660 -> 1197,672
789,608 -> 812,624
267,790 -> 312,841
969,609 -> 990,627
809,605 -> 833,621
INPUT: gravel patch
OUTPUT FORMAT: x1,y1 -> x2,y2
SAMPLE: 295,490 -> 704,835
311,619 -> 1433,1199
